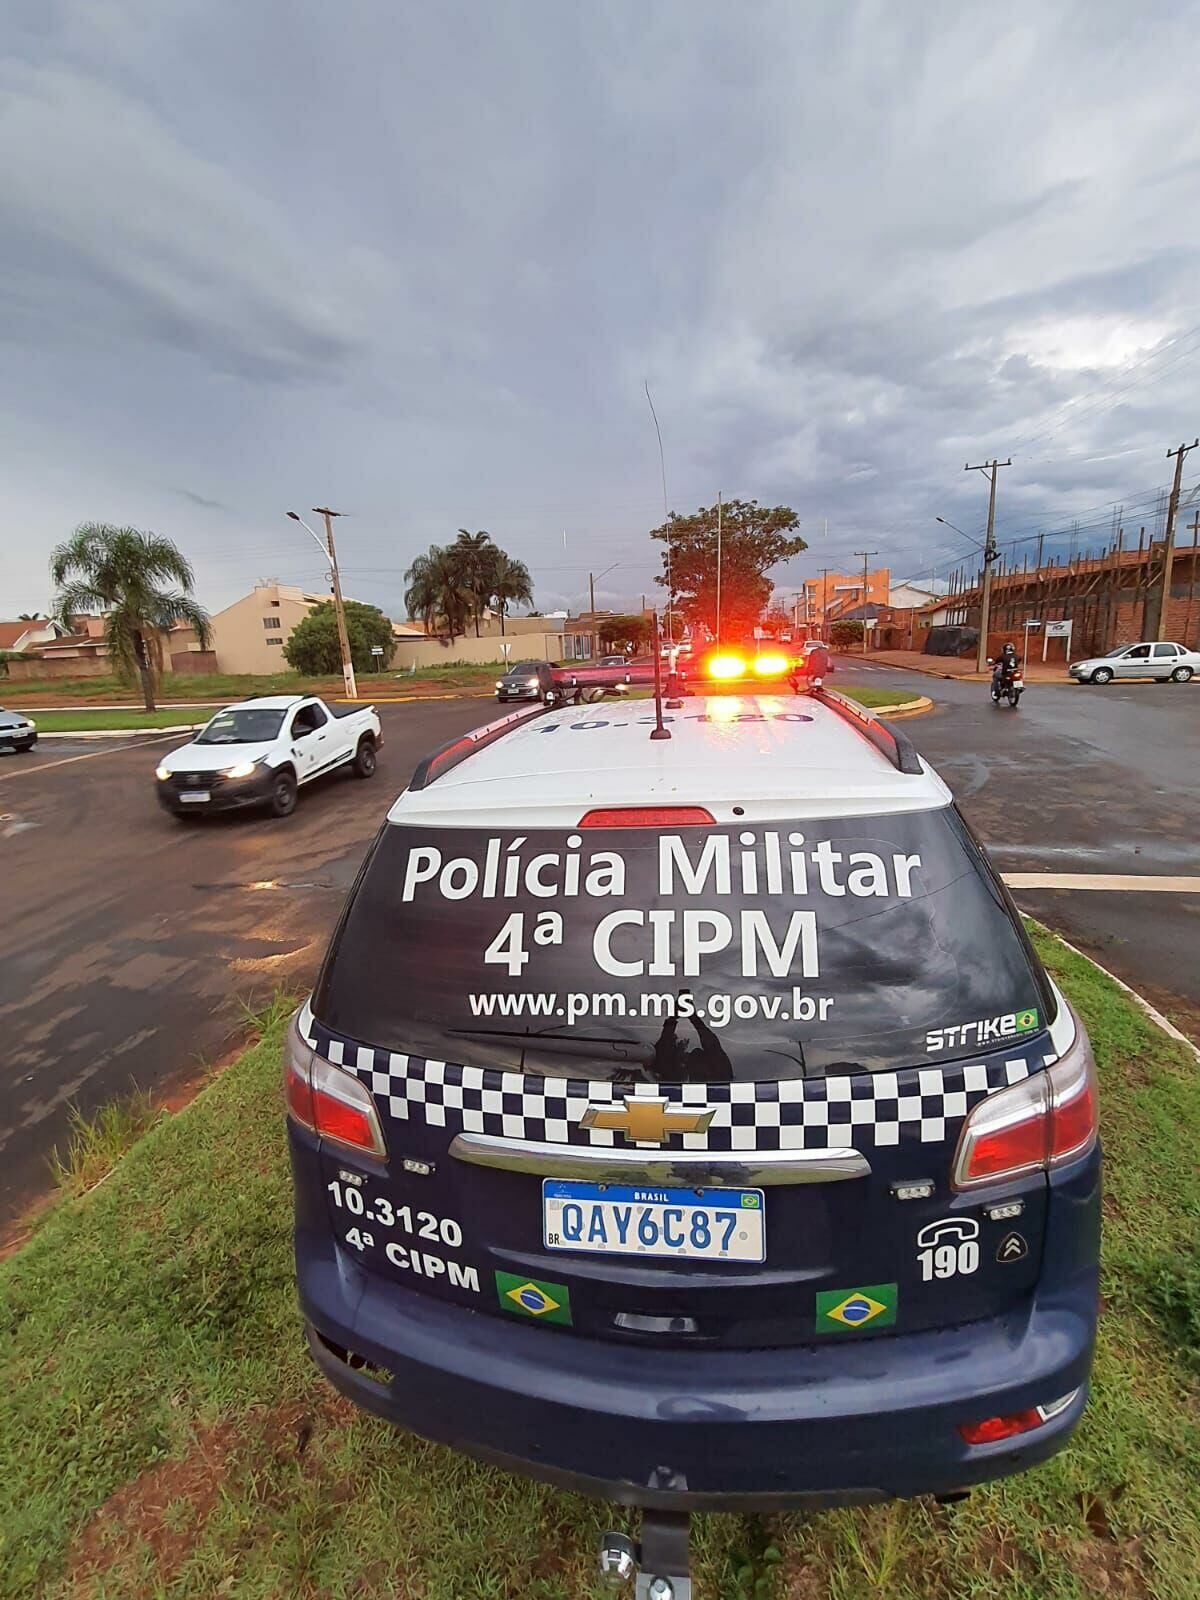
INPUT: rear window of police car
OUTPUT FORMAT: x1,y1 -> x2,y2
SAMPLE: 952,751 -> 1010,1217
314,810 -> 1053,1080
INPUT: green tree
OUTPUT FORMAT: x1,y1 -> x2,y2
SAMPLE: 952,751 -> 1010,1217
284,600 -> 394,675
50,523 -> 212,712
490,553 -> 534,634
598,614 -> 651,654
830,619 -> 864,649
453,529 -> 499,636
651,499 -> 806,640
404,545 -> 474,641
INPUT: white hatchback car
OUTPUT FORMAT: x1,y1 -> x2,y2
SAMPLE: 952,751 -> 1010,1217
1068,641 -> 1198,684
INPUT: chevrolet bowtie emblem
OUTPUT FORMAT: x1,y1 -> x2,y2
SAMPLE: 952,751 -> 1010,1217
581,1096 -> 716,1144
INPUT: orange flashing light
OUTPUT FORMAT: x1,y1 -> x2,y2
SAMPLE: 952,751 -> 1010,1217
707,652 -> 747,680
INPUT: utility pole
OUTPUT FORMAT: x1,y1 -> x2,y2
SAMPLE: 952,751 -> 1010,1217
288,509 -> 356,698
313,508 -> 356,699
1152,438 -> 1199,639
854,551 -> 878,655
818,566 -> 832,639
964,457 -> 1012,671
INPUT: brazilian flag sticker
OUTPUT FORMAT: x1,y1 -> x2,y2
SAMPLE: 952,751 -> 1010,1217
495,1271 -> 573,1326
815,1283 -> 898,1334
1015,1007 -> 1040,1033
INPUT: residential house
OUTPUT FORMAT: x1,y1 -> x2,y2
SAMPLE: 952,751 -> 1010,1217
0,619 -> 71,653
206,582 -> 332,674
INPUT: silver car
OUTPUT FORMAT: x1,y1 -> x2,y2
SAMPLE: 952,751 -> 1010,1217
1069,640 -> 1199,684
0,707 -> 37,753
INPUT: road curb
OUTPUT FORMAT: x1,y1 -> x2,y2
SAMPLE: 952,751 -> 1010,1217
38,724 -> 204,740
1027,919 -> 1200,1064
877,696 -> 934,719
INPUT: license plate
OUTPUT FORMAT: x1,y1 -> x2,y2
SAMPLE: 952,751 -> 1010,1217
1012,678 -> 1025,689
542,1181 -> 765,1262
179,790 -> 210,803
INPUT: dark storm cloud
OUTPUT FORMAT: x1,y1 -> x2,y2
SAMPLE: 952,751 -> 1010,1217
2,0 -> 1200,617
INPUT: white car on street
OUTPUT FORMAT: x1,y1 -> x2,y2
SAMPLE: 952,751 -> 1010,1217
1068,641 -> 1198,684
154,694 -> 382,818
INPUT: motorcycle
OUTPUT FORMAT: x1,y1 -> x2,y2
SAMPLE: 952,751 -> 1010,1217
988,656 -> 1023,708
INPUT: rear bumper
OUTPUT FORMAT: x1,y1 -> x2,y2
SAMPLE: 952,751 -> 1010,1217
296,1189 -> 1098,1510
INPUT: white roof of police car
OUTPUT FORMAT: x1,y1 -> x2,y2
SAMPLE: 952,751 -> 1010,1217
390,692 -> 950,827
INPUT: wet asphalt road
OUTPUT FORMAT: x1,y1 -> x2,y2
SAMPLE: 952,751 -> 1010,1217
0,700 -> 495,1224
837,659 -> 1200,1036
1,673 -> 1196,1224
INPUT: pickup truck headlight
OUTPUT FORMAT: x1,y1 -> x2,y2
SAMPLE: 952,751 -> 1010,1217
223,760 -> 258,779
155,764 -> 171,781
23,718 -> 36,731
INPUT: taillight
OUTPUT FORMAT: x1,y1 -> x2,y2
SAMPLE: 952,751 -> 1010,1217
707,653 -> 746,680
284,1013 -> 387,1159
957,1409 -> 1043,1445
958,1389 -> 1079,1445
952,1005 -> 1097,1190
579,806 -> 715,827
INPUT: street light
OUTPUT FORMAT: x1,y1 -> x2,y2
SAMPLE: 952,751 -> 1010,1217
286,509 -> 357,699
935,516 -> 983,549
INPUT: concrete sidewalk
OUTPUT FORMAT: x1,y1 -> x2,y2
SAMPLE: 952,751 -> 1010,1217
853,649 -> 1069,683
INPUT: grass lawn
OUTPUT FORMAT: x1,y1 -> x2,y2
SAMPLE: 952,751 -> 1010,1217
838,685 -> 923,711
1,664 -> 507,707
27,708 -> 213,733
3,935 -> 1195,1599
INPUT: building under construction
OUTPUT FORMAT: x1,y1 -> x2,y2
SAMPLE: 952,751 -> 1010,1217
935,523 -> 1200,659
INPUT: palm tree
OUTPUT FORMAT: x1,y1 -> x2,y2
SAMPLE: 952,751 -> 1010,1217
452,529 -> 499,636
490,554 -> 534,635
404,545 -> 474,641
50,523 -> 212,712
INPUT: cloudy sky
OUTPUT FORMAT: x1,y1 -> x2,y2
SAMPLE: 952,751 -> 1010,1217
4,0 -> 1200,621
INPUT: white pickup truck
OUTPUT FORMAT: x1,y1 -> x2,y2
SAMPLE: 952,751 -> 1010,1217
154,694 -> 382,819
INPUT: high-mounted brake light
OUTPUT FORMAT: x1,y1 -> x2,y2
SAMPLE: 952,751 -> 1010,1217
579,806 -> 716,827
284,1014 -> 387,1159
707,652 -> 747,680
752,653 -> 789,676
951,1005 -> 1097,1190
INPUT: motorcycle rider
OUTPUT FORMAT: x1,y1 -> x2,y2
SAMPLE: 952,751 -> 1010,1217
991,640 -> 1019,699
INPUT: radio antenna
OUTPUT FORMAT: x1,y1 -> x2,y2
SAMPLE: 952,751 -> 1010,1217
649,610 -> 671,740
644,381 -> 674,643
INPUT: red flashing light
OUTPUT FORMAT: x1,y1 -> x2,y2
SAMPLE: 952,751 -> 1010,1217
957,1409 -> 1044,1446
579,806 -> 716,827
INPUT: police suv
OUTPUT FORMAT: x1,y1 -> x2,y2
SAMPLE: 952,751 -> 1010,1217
286,688 -> 1100,1511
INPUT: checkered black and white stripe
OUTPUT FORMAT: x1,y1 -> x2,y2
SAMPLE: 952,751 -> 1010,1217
299,1002 -> 1043,1153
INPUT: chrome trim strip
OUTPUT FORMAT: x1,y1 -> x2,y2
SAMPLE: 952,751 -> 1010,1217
448,1134 -> 870,1185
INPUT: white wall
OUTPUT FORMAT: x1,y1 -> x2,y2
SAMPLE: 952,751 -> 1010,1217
390,631 -> 565,670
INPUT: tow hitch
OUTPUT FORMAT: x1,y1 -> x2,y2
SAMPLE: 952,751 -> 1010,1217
600,1511 -> 692,1599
